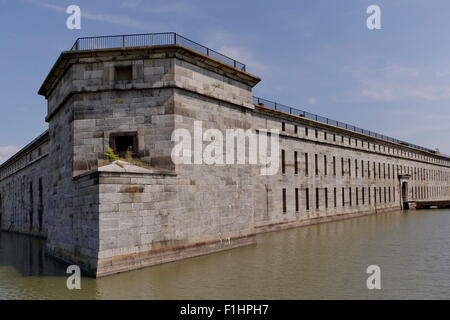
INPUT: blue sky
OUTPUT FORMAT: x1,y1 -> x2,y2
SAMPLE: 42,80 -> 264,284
1,0 -> 450,162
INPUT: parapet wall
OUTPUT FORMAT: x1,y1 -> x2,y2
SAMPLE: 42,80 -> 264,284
251,104 -> 450,231
0,131 -> 50,236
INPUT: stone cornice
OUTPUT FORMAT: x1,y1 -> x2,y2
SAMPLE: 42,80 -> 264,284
0,130 -> 49,173
38,44 -> 261,99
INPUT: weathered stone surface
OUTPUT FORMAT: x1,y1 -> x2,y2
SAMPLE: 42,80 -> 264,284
0,42 -> 449,277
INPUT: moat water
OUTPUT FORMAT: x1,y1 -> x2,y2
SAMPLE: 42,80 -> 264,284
1,209 -> 450,299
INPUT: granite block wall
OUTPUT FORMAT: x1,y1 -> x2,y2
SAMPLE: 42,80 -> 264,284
0,44 -> 449,276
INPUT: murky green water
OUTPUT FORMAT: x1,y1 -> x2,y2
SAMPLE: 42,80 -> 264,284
1,209 -> 450,299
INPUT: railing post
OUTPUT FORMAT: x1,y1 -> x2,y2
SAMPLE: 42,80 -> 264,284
122,35 -> 125,48
174,33 -> 177,44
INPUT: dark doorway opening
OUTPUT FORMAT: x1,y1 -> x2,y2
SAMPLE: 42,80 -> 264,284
115,65 -> 133,81
110,132 -> 138,158
0,193 -> 2,228
38,178 -> 43,232
402,182 -> 409,209
29,182 -> 34,231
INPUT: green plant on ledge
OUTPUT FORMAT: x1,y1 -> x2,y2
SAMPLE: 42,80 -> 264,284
104,147 -> 120,162
104,146 -> 150,168
125,149 -> 148,168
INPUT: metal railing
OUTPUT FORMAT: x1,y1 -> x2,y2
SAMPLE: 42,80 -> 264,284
253,96 -> 439,154
70,32 -> 246,71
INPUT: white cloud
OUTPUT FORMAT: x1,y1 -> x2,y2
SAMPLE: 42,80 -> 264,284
32,1 -> 62,12
307,97 -> 317,104
141,2 -> 192,14
0,146 -> 21,164
81,11 -> 157,30
361,84 -> 450,102
217,46 -> 268,75
202,30 -> 268,75
26,0 -> 162,30
351,63 -> 450,102
119,0 -> 142,8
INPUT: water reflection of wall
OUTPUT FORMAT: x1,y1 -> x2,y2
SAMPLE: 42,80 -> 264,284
0,231 -> 62,277
0,231 -> 101,299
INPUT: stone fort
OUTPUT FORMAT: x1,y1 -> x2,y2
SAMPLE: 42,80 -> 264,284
1,33 -> 449,277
